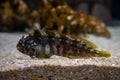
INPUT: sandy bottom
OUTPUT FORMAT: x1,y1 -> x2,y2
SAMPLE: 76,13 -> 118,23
0,27 -> 120,80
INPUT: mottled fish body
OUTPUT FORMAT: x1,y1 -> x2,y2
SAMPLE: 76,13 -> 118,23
17,29 -> 111,58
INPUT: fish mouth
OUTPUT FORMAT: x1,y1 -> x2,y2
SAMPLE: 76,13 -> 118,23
16,41 -> 26,54
16,43 -> 24,53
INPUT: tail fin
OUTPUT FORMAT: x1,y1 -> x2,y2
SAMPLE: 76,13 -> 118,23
97,51 -> 111,57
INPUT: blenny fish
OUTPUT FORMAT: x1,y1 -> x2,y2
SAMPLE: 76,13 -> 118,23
37,0 -> 111,38
16,29 -> 111,58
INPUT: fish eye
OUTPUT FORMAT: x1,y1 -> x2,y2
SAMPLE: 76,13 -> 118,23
19,38 -> 22,43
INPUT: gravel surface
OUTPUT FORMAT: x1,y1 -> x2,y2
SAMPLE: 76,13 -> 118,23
0,27 -> 120,80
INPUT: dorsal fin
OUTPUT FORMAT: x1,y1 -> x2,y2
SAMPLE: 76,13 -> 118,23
33,29 -> 47,36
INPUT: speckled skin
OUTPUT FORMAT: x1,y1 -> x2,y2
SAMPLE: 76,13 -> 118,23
16,29 -> 111,58
0,0 -> 110,38
38,0 -> 111,38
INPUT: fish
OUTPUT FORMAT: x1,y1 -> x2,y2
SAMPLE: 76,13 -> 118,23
16,29 -> 111,58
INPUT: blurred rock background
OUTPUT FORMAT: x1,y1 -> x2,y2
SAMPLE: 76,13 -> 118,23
66,0 -> 112,25
24,0 -> 120,26
66,0 -> 120,26
0,0 -> 120,32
